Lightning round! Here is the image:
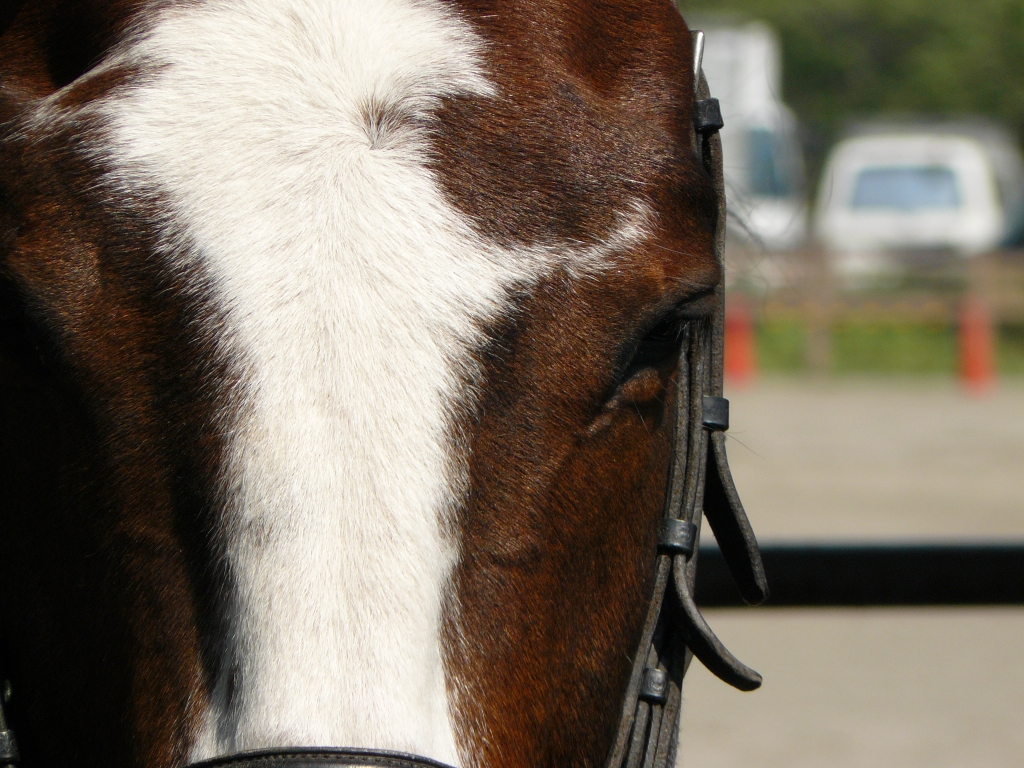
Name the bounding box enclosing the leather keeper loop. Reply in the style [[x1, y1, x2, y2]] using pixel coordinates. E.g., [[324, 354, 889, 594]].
[[659, 519, 696, 556], [701, 396, 729, 432], [639, 668, 669, 704], [694, 98, 724, 133]]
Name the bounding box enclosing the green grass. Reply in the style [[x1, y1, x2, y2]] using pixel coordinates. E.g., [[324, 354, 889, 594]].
[[756, 322, 808, 373], [755, 320, 1024, 375], [831, 322, 956, 375], [999, 325, 1024, 375]]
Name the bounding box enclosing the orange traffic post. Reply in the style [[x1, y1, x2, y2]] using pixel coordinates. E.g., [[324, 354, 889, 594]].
[[725, 295, 757, 386], [958, 296, 996, 394]]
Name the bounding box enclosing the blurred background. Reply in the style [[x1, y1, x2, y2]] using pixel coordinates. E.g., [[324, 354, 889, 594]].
[[672, 1, 1024, 766]]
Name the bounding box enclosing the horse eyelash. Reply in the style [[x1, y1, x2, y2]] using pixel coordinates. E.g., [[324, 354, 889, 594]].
[[615, 317, 687, 387]]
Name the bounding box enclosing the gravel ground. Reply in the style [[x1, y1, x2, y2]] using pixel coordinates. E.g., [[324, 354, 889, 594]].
[[676, 379, 1024, 768]]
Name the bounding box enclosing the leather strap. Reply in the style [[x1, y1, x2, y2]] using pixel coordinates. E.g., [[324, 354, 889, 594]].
[[602, 32, 766, 768], [189, 748, 456, 768]]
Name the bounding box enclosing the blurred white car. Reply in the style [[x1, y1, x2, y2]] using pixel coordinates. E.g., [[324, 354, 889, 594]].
[[814, 122, 1024, 274]]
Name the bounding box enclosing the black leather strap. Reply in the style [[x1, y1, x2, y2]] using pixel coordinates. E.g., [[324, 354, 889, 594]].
[[189, 748, 456, 768], [603, 36, 765, 768], [703, 432, 768, 605]]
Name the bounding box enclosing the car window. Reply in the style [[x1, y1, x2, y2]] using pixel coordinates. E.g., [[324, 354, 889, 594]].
[[851, 166, 961, 210], [748, 128, 799, 198]]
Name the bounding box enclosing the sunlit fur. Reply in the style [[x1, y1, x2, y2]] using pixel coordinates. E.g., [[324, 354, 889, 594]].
[[34, 0, 655, 761]]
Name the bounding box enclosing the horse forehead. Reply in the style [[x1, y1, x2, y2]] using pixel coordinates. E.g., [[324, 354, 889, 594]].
[[431, 0, 701, 272], [12, 0, 696, 330], [5, 0, 705, 383]]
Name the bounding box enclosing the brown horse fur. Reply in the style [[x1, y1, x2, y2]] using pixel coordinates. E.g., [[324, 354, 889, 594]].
[[0, 2, 720, 766]]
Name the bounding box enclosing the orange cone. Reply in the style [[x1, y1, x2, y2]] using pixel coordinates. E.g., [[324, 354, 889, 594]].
[[959, 297, 996, 393], [725, 296, 757, 386]]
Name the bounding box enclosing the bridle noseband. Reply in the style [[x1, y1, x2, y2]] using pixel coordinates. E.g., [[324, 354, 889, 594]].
[[0, 30, 765, 768]]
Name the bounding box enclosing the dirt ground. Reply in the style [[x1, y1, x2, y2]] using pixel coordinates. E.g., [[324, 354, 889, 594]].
[[676, 379, 1024, 768]]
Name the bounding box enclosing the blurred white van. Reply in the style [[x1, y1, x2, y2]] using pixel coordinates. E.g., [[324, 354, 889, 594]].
[[815, 122, 1024, 274], [699, 22, 808, 250]]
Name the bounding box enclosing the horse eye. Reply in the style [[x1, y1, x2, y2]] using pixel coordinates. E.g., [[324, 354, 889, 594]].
[[620, 317, 684, 381]]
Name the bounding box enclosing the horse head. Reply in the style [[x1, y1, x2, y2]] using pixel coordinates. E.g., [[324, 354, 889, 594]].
[[0, 2, 761, 766]]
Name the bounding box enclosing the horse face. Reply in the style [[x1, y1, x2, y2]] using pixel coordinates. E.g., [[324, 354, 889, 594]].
[[0, 2, 719, 767]]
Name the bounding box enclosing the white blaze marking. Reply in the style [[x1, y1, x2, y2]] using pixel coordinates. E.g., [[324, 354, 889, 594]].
[[48, 0, 650, 762]]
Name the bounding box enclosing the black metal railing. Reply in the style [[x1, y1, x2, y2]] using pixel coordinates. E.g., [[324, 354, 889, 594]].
[[696, 542, 1024, 607]]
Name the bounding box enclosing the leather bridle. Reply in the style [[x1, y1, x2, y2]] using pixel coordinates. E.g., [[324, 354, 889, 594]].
[[600, 30, 767, 768], [0, 30, 765, 768]]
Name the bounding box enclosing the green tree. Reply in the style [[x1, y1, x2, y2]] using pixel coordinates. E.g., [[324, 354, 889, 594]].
[[680, 0, 1024, 158]]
